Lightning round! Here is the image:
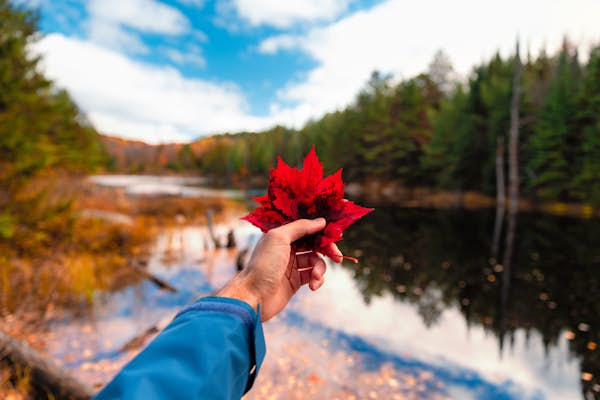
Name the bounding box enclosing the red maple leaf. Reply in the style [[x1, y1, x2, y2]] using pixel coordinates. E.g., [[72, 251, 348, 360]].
[[242, 146, 373, 262]]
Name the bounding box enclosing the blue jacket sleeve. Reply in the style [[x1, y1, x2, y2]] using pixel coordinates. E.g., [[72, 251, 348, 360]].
[[94, 296, 266, 400]]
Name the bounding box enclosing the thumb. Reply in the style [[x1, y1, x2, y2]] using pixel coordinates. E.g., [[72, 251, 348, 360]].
[[277, 218, 326, 243]]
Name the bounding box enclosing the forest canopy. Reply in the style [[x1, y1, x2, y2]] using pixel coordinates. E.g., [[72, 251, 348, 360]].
[[0, 0, 107, 242], [2, 0, 600, 208], [185, 45, 600, 205]]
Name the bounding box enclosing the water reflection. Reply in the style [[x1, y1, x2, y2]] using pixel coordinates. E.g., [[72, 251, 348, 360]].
[[45, 224, 254, 387], [89, 175, 244, 198], [337, 206, 600, 399], [43, 203, 600, 399]]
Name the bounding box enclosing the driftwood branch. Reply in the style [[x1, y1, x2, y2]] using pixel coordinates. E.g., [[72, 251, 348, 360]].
[[205, 209, 221, 248], [0, 330, 93, 400], [236, 248, 248, 271], [119, 314, 174, 353], [226, 230, 236, 249], [205, 210, 237, 249], [131, 264, 177, 292]]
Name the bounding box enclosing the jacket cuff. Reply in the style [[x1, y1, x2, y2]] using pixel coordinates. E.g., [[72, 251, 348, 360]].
[[174, 296, 266, 393]]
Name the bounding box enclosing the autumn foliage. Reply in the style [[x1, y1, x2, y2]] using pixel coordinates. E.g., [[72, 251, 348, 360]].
[[243, 147, 373, 261]]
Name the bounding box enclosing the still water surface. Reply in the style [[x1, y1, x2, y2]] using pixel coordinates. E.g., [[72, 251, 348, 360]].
[[48, 176, 600, 399]]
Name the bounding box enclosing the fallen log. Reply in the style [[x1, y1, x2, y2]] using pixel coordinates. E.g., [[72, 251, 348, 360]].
[[226, 229, 236, 249], [119, 325, 159, 352], [236, 248, 248, 271], [119, 314, 174, 353], [205, 209, 221, 248], [0, 330, 94, 400], [131, 264, 177, 293]]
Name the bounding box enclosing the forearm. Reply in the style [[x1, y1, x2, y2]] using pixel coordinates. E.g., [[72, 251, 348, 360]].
[[94, 297, 265, 400], [217, 271, 260, 316]]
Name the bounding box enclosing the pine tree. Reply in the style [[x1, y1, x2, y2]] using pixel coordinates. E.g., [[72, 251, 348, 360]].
[[388, 74, 440, 184], [519, 49, 553, 196], [0, 0, 107, 240], [573, 46, 600, 204], [354, 71, 395, 180], [424, 55, 513, 194], [0, 0, 106, 179], [527, 43, 581, 200], [424, 85, 474, 190]]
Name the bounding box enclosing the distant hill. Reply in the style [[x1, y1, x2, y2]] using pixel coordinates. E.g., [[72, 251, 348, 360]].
[[100, 134, 226, 173], [101, 135, 181, 172]]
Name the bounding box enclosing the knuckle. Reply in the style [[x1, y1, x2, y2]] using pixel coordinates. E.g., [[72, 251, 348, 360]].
[[265, 229, 285, 241]]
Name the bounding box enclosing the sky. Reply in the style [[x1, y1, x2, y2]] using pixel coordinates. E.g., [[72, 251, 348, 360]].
[[18, 0, 600, 143]]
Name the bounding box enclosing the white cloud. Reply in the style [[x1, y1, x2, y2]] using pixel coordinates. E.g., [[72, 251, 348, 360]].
[[258, 34, 298, 54], [84, 0, 192, 55], [34, 34, 273, 143], [192, 30, 209, 43], [163, 45, 206, 68], [259, 0, 600, 128], [224, 0, 351, 28], [88, 0, 190, 35], [87, 19, 150, 54], [29, 0, 600, 143]]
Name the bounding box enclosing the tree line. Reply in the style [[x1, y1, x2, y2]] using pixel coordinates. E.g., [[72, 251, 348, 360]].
[[0, 0, 107, 244], [3, 0, 600, 208], [190, 43, 600, 205]]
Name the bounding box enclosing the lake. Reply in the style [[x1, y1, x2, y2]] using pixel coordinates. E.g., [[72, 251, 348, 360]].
[[47, 175, 600, 399]]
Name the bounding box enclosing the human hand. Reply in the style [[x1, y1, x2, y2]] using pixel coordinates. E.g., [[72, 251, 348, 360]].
[[217, 218, 343, 321]]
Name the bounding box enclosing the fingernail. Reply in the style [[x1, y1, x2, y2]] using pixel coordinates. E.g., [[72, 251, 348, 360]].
[[315, 217, 326, 224]]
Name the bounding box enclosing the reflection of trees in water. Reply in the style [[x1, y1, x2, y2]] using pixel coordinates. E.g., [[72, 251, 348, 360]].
[[340, 207, 600, 399]]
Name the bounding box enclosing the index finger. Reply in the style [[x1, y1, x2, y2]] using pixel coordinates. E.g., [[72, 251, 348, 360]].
[[274, 218, 326, 243]]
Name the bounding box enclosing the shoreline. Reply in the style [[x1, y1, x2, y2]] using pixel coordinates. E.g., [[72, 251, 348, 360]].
[[346, 180, 600, 219], [92, 173, 599, 219]]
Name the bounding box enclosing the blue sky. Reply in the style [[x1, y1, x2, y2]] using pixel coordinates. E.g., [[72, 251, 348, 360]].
[[21, 0, 600, 143]]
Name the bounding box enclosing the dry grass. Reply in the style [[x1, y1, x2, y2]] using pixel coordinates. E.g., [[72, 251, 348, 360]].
[[0, 217, 155, 320], [76, 184, 234, 224], [0, 176, 174, 397], [1, 173, 242, 324], [0, 367, 29, 400], [0, 173, 247, 397], [0, 173, 240, 332]]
